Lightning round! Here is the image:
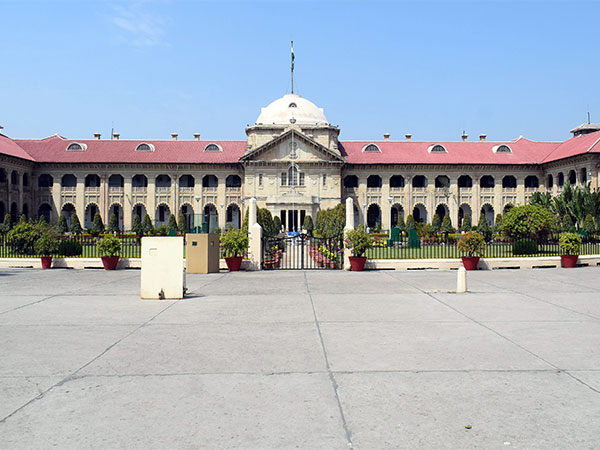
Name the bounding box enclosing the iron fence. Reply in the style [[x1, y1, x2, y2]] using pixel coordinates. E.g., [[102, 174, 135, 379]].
[[366, 233, 600, 260]]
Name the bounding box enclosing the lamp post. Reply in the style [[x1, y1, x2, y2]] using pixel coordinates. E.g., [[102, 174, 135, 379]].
[[220, 203, 225, 230], [387, 196, 393, 237], [362, 202, 367, 230], [195, 195, 201, 232]]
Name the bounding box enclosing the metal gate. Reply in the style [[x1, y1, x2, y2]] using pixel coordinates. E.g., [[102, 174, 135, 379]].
[[262, 234, 344, 270]]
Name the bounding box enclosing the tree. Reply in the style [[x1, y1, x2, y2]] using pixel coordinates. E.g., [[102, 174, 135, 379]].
[[582, 214, 596, 233], [273, 215, 282, 234], [177, 213, 188, 234], [494, 213, 503, 232], [562, 214, 576, 232], [405, 214, 416, 230], [70, 213, 82, 235], [257, 207, 277, 237], [58, 214, 68, 234], [132, 214, 143, 237], [441, 215, 455, 234], [143, 214, 154, 235], [501, 204, 558, 240], [395, 214, 406, 233], [461, 213, 472, 231], [167, 214, 178, 234], [1, 213, 12, 234], [477, 213, 493, 242], [431, 213, 441, 232], [314, 203, 345, 238], [90, 213, 105, 237], [302, 215, 312, 236], [107, 213, 120, 233]]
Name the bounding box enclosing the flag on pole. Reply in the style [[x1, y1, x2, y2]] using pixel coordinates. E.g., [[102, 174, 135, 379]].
[[291, 41, 295, 71]]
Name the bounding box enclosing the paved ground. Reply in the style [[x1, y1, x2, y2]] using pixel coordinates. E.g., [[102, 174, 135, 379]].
[[0, 266, 599, 449]]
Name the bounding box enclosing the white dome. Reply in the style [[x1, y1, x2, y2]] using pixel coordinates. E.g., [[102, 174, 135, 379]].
[[255, 94, 328, 126]]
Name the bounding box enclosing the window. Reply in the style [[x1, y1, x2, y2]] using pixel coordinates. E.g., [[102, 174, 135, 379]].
[[494, 145, 512, 153], [429, 144, 447, 153], [343, 175, 359, 188], [281, 172, 287, 186], [322, 174, 327, 186], [289, 102, 297, 108], [66, 142, 86, 151], [390, 175, 405, 188], [299, 172, 305, 186], [480, 175, 495, 188], [135, 143, 154, 152], [204, 143, 221, 152], [284, 166, 303, 186], [362, 144, 381, 153], [258, 174, 263, 186]]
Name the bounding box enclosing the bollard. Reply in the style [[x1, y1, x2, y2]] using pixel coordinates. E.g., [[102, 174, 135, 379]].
[[457, 266, 467, 293]]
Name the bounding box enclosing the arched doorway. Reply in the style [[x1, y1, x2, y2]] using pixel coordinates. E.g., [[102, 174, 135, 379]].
[[367, 204, 381, 229], [391, 204, 404, 227], [132, 204, 147, 224], [155, 203, 171, 228], [413, 204, 427, 223], [0, 202, 5, 222], [108, 203, 123, 231], [481, 204, 495, 226], [204, 204, 218, 233], [22, 203, 29, 219], [180, 204, 194, 232], [10, 202, 18, 222], [85, 203, 100, 229], [226, 204, 241, 229], [435, 204, 448, 220], [38, 204, 52, 223], [61, 203, 76, 227], [353, 203, 360, 228], [458, 204, 472, 227]]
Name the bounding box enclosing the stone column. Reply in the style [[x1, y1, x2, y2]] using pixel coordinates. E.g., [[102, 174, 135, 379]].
[[172, 173, 179, 220], [472, 175, 480, 224], [123, 175, 133, 230], [343, 197, 354, 271], [247, 197, 262, 270], [147, 175, 156, 223], [449, 176, 459, 228], [75, 173, 85, 225]]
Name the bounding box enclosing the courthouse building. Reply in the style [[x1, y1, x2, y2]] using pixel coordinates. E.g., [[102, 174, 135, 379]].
[[1, 93, 600, 232]]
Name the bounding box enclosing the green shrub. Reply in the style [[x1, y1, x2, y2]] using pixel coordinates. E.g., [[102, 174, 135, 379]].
[[220, 228, 248, 257], [405, 214, 416, 230], [107, 213, 120, 233], [142, 214, 154, 235], [132, 214, 143, 236], [582, 214, 595, 234], [273, 215, 282, 234], [58, 215, 69, 233], [457, 231, 487, 257], [495, 213, 503, 231], [257, 208, 277, 237], [178, 214, 188, 234], [501, 204, 557, 240], [156, 225, 168, 236], [90, 213, 105, 237], [559, 232, 581, 255], [431, 213, 441, 232], [561, 215, 576, 232], [512, 238, 538, 256], [314, 203, 345, 238], [477, 214, 493, 242], [395, 215, 406, 232], [35, 230, 59, 256], [97, 234, 121, 257], [1, 214, 12, 234], [58, 239, 83, 256], [167, 214, 178, 233], [69, 213, 82, 234], [461, 213, 472, 231], [6, 220, 42, 255], [441, 215, 455, 234], [345, 227, 374, 257]]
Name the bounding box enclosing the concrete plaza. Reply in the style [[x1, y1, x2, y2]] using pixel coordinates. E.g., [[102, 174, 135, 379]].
[[1, 266, 599, 449]]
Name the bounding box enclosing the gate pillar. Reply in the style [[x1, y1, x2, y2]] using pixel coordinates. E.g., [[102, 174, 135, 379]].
[[344, 197, 354, 271], [247, 197, 262, 270]]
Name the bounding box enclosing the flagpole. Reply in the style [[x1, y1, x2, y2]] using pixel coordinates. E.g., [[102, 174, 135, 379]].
[[291, 40, 294, 94]]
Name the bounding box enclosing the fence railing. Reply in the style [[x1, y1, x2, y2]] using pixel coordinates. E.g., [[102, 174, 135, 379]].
[[366, 233, 600, 260]]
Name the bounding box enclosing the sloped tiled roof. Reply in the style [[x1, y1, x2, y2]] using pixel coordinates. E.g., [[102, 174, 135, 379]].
[[13, 135, 246, 164], [540, 132, 600, 163], [0, 134, 35, 161]]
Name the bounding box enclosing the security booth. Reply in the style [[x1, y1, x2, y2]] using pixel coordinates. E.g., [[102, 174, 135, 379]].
[[185, 233, 220, 274]]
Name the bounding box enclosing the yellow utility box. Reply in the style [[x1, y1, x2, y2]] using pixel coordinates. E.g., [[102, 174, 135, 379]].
[[185, 233, 220, 274]]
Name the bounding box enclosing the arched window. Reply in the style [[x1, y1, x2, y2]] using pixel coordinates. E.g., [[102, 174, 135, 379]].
[[580, 168, 587, 184], [558, 172, 564, 187], [288, 102, 297, 108], [435, 175, 450, 188], [85, 174, 101, 187], [11, 171, 19, 185], [202, 175, 218, 188], [286, 166, 304, 186], [38, 174, 53, 187], [480, 175, 495, 188], [502, 176, 517, 188], [0, 169, 6, 183], [429, 144, 447, 153], [525, 175, 539, 188], [495, 145, 512, 153], [22, 173, 29, 187], [156, 175, 171, 188], [343, 175, 359, 188], [362, 144, 381, 153], [226, 175, 242, 187], [132, 174, 148, 188], [412, 175, 427, 188], [61, 174, 77, 188], [66, 142, 86, 151], [568, 170, 576, 185], [108, 174, 124, 188], [204, 143, 222, 152], [135, 143, 154, 152], [367, 175, 382, 188], [179, 175, 195, 188], [390, 175, 405, 188], [458, 175, 472, 188], [547, 174, 553, 188]]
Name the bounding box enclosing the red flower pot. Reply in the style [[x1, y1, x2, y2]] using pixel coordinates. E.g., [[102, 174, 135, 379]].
[[560, 254, 578, 268], [349, 256, 367, 271], [40, 256, 52, 269], [101, 256, 120, 270], [225, 256, 243, 271], [461, 256, 480, 271]]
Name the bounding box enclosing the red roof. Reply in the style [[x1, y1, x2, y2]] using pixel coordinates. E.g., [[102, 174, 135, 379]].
[[12, 135, 246, 164], [541, 132, 600, 163], [0, 134, 34, 161], [339, 137, 562, 165]]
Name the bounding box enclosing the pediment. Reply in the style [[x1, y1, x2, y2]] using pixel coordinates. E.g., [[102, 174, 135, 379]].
[[240, 129, 344, 164]]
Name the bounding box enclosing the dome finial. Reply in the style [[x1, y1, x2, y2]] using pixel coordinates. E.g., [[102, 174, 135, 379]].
[[291, 41, 295, 94]]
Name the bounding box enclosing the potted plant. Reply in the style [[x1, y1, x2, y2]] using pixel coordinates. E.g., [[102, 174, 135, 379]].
[[97, 234, 122, 270], [220, 228, 248, 271], [35, 230, 59, 269], [457, 231, 486, 270], [559, 232, 581, 268], [345, 226, 374, 271]]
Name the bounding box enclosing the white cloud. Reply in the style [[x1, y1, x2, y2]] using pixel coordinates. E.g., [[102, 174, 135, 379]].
[[110, 2, 167, 47]]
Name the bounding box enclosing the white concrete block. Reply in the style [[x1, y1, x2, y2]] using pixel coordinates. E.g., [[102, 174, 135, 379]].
[[457, 266, 467, 293], [141, 237, 185, 299]]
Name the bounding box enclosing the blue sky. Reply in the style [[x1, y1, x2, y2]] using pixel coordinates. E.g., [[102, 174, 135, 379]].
[[1, 0, 598, 142]]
